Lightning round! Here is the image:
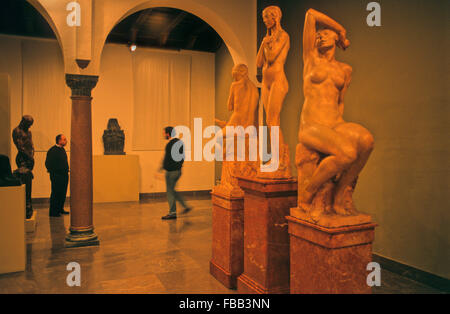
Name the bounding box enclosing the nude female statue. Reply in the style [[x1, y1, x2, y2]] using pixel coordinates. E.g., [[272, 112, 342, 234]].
[[214, 64, 259, 196], [256, 6, 291, 178], [217, 64, 259, 130], [298, 9, 374, 216]]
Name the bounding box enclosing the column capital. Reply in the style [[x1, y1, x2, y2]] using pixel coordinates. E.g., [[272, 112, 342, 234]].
[[65, 74, 99, 97]]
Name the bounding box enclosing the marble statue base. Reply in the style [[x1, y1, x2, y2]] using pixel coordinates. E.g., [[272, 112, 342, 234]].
[[25, 210, 37, 233], [210, 189, 244, 289], [236, 177, 297, 294], [287, 212, 376, 294], [0, 185, 26, 274], [93, 155, 139, 203]]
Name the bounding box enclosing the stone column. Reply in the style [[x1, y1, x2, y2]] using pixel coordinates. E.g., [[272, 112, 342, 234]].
[[65, 74, 99, 248]]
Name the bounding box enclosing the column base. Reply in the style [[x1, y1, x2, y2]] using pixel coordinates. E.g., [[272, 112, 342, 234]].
[[237, 273, 290, 294], [65, 227, 100, 248], [210, 190, 244, 289], [287, 214, 377, 294], [210, 261, 237, 289]]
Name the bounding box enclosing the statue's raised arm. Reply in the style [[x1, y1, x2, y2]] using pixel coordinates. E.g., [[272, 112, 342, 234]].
[[303, 9, 349, 65]]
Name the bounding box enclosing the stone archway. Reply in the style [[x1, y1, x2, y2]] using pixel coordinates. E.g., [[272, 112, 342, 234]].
[[26, 0, 64, 57], [92, 0, 252, 77], [25, 0, 256, 248]]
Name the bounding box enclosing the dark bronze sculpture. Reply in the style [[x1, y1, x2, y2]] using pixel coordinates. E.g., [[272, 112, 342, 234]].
[[0, 155, 21, 187], [12, 115, 35, 219], [102, 118, 125, 155]]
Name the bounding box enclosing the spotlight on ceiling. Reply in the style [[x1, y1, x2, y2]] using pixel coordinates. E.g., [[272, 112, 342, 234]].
[[129, 44, 137, 52]]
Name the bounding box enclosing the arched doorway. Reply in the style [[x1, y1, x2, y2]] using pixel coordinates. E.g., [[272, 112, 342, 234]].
[[0, 0, 67, 199], [99, 0, 248, 69], [94, 7, 232, 198]]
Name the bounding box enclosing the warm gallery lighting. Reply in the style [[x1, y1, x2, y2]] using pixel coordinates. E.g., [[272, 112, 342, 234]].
[[130, 44, 137, 52]]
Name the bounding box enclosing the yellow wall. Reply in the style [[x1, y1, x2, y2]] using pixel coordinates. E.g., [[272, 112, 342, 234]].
[[0, 35, 215, 197], [214, 43, 234, 182], [0, 74, 10, 158], [258, 0, 449, 278]]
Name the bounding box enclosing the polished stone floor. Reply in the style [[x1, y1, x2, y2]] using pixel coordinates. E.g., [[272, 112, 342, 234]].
[[0, 196, 444, 294]]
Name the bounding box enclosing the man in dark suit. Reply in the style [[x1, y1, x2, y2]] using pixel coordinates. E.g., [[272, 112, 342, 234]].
[[45, 134, 69, 217], [160, 126, 192, 220]]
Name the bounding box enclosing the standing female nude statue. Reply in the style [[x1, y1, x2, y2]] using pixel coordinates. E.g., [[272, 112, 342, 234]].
[[297, 9, 374, 216], [257, 5, 291, 178]]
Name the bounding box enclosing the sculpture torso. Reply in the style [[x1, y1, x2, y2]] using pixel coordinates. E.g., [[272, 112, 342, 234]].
[[301, 58, 351, 129], [261, 29, 289, 92], [12, 127, 34, 159], [227, 79, 259, 128], [12, 125, 35, 171]]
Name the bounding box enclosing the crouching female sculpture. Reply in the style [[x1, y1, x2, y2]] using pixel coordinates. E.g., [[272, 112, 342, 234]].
[[296, 9, 374, 222]]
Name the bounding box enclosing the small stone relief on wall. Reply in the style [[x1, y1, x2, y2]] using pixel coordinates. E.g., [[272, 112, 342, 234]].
[[103, 119, 125, 155]]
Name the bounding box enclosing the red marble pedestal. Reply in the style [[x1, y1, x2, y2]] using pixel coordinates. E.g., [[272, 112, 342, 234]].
[[210, 190, 244, 289], [287, 213, 377, 294], [236, 177, 297, 294]]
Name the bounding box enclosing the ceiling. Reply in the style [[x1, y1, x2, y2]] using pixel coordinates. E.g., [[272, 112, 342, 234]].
[[0, 0, 223, 53], [0, 0, 55, 39], [107, 7, 223, 52]]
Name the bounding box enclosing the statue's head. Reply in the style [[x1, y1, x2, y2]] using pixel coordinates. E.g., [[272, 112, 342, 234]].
[[316, 28, 339, 52], [19, 115, 34, 130], [232, 64, 248, 81], [262, 6, 282, 30], [107, 118, 120, 131]]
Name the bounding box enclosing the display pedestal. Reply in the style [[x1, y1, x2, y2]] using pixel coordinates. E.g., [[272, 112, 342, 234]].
[[0, 185, 26, 274], [236, 177, 297, 294], [210, 189, 244, 289], [25, 210, 37, 233], [287, 211, 377, 294], [93, 155, 140, 203]]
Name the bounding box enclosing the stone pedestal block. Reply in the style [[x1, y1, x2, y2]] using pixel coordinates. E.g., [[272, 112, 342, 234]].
[[0, 185, 25, 275], [210, 190, 244, 289], [236, 177, 297, 294], [93, 155, 140, 203], [287, 214, 376, 294]]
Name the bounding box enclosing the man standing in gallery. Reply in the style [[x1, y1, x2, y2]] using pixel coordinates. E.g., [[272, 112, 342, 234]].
[[160, 126, 191, 220], [45, 134, 69, 217]]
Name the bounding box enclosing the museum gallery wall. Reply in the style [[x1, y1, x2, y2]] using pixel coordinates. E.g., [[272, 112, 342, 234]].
[[0, 34, 215, 198], [258, 0, 449, 279]]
